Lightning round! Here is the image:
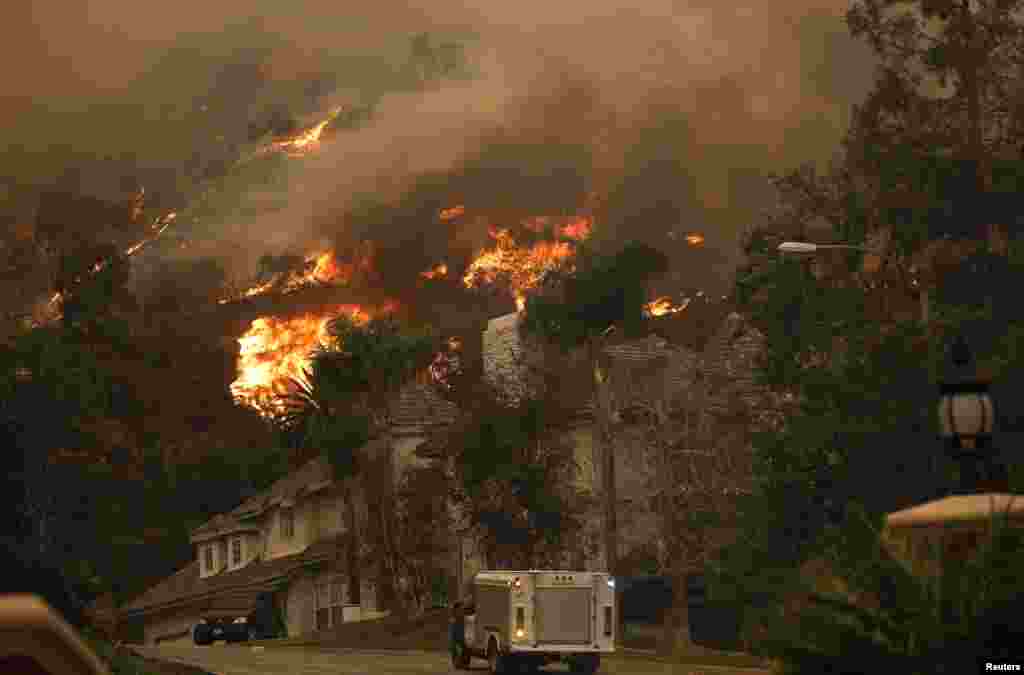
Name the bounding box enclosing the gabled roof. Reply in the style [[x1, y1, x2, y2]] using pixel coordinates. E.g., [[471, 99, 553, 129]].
[[122, 533, 346, 617], [191, 380, 459, 541], [191, 456, 334, 542]]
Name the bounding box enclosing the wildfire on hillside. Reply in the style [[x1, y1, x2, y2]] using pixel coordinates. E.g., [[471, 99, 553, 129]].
[[273, 106, 343, 157], [644, 296, 691, 317], [219, 248, 360, 305], [230, 303, 384, 416], [37, 208, 179, 326], [420, 263, 449, 280], [439, 205, 465, 222], [461, 215, 593, 311]]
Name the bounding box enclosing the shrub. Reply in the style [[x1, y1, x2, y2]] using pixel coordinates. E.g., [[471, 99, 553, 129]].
[[756, 503, 1024, 674]]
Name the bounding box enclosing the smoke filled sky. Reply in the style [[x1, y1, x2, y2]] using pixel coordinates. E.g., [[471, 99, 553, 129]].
[[3, 0, 877, 298]]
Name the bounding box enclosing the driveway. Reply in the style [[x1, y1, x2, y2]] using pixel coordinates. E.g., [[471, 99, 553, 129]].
[[132, 643, 770, 675]]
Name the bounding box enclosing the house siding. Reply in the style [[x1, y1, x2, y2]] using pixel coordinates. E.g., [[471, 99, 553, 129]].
[[392, 436, 430, 480], [143, 610, 202, 645], [315, 491, 346, 540], [284, 573, 316, 637], [267, 501, 312, 561], [247, 531, 264, 563]]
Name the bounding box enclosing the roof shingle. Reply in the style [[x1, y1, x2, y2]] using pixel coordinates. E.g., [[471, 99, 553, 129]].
[[122, 533, 346, 616]]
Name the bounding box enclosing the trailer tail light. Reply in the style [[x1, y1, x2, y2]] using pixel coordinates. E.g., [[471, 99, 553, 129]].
[[603, 606, 612, 637], [515, 607, 526, 639]]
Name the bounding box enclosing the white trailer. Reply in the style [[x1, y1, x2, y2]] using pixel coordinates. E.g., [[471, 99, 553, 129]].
[[453, 570, 615, 674]]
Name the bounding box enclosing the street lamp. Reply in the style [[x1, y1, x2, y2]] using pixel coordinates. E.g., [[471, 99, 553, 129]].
[[938, 334, 1004, 494], [777, 242, 872, 254], [779, 240, 1006, 495]]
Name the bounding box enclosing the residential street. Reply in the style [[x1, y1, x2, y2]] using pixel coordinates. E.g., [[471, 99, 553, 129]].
[[131, 644, 771, 675]]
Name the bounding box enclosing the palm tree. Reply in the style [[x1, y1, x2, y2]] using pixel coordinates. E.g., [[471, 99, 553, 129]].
[[274, 313, 437, 619], [276, 355, 366, 612]]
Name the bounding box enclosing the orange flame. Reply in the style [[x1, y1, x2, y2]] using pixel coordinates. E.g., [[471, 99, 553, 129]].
[[439, 205, 465, 221], [462, 216, 587, 311], [685, 233, 705, 246], [420, 263, 449, 280], [644, 296, 691, 317], [559, 216, 593, 241], [230, 303, 375, 416], [274, 107, 342, 156], [220, 249, 358, 304]]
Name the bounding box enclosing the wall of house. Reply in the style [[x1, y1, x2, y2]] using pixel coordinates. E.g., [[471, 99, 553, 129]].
[[143, 610, 203, 645], [392, 435, 430, 481], [314, 490, 346, 541], [563, 426, 597, 494], [247, 531, 264, 563], [266, 500, 313, 560], [198, 538, 228, 579], [285, 572, 316, 637]]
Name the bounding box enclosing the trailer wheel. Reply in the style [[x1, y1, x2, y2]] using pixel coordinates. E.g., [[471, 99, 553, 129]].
[[487, 638, 506, 674]]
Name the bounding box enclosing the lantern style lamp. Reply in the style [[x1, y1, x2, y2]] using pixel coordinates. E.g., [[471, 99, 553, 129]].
[[937, 335, 1002, 493]]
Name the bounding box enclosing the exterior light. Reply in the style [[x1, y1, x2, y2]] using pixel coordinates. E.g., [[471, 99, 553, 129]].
[[778, 242, 820, 254], [777, 241, 872, 255], [606, 578, 615, 589], [938, 335, 994, 447], [937, 335, 1002, 493]]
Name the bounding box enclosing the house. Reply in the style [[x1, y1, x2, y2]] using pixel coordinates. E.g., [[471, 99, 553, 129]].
[[479, 296, 781, 575], [124, 301, 779, 643], [122, 380, 458, 645]]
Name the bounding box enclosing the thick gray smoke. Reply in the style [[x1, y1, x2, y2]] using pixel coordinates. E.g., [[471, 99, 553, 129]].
[[2, 0, 877, 300]]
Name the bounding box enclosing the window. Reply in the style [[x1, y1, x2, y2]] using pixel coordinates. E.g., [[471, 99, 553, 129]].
[[231, 537, 242, 566], [281, 508, 294, 539], [314, 574, 350, 631], [203, 545, 214, 572]]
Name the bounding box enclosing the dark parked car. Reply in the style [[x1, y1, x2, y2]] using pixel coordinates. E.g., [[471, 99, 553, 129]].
[[193, 592, 284, 645], [193, 616, 252, 645]]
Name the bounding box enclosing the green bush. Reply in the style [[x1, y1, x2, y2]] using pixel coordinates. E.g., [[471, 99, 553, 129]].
[[81, 629, 161, 675], [756, 504, 1024, 674]]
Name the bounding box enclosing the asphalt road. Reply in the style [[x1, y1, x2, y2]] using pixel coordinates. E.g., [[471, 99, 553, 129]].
[[132, 644, 770, 675]]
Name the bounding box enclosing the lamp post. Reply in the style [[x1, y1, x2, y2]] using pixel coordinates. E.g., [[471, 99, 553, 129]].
[[937, 334, 1006, 494], [779, 240, 1008, 496]]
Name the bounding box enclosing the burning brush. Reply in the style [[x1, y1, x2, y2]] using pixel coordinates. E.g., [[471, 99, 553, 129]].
[[460, 215, 593, 312], [230, 303, 376, 416], [643, 296, 691, 317]]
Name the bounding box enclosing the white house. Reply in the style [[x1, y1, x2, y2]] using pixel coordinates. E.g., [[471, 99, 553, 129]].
[[124, 301, 761, 644], [122, 380, 458, 645]]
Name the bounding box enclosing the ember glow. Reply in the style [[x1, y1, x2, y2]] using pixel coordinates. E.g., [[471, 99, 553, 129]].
[[462, 218, 587, 311], [685, 233, 705, 246], [219, 249, 356, 305], [36, 208, 178, 326], [230, 303, 378, 416], [429, 336, 463, 390], [420, 263, 449, 280], [439, 205, 465, 221], [559, 216, 593, 241], [644, 296, 691, 317], [274, 107, 342, 156]]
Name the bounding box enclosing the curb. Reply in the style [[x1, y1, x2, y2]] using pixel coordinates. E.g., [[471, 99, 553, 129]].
[[242, 641, 771, 669]]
